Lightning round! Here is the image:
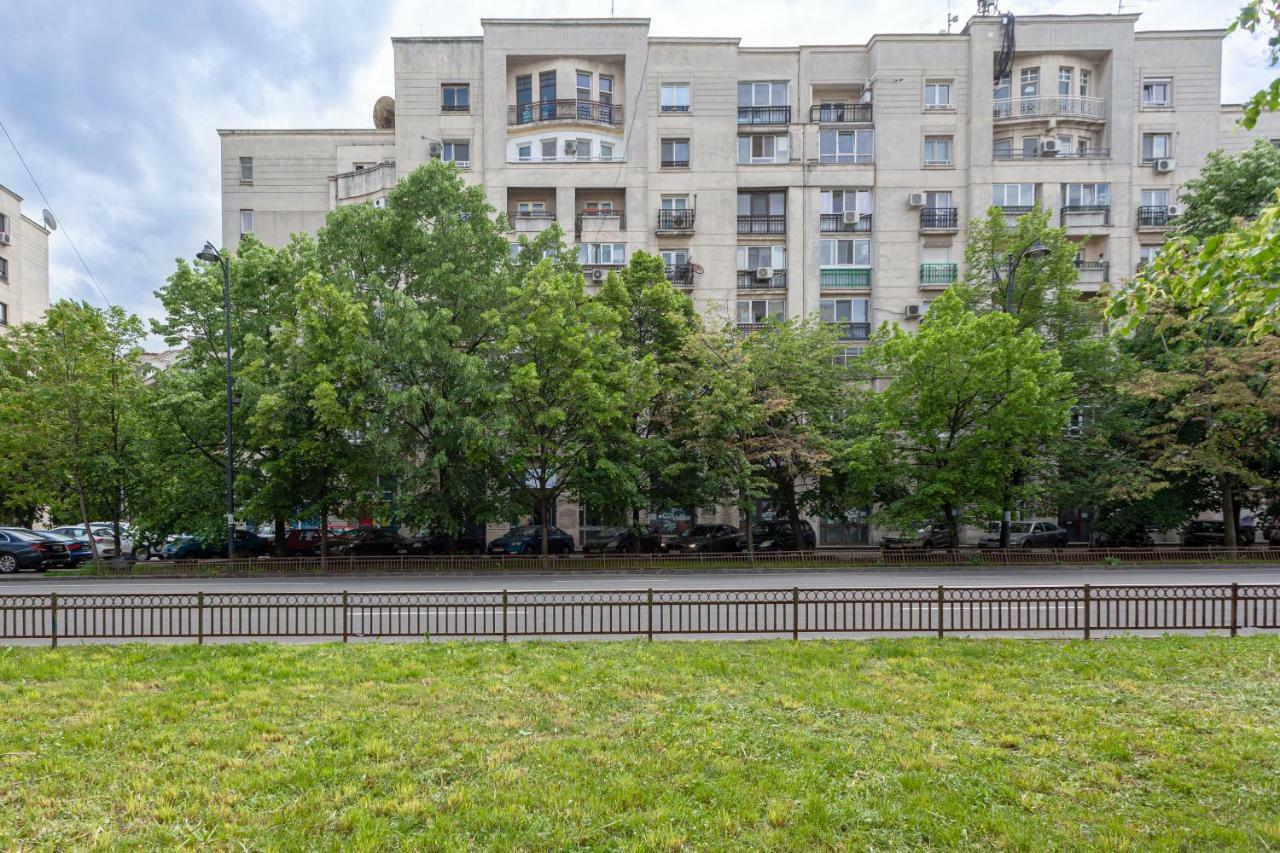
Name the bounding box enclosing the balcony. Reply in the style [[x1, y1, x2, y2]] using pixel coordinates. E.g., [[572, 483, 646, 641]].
[[666, 263, 697, 288], [737, 269, 787, 289], [919, 207, 959, 233], [660, 157, 690, 169], [737, 214, 786, 236], [837, 322, 872, 342], [919, 263, 958, 287], [992, 96, 1105, 123], [819, 213, 872, 233], [575, 211, 625, 238], [1060, 205, 1111, 231], [655, 209, 695, 234], [508, 99, 623, 128], [992, 147, 1111, 161], [1137, 206, 1171, 231], [737, 322, 769, 332], [737, 106, 791, 126], [511, 212, 555, 233], [330, 162, 396, 207], [819, 268, 872, 289], [809, 104, 873, 124], [1073, 259, 1109, 289]]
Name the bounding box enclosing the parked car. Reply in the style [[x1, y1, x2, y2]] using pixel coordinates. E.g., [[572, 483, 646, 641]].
[[1092, 527, 1156, 548], [34, 531, 94, 566], [1182, 520, 1256, 547], [47, 525, 118, 558], [581, 526, 628, 554], [737, 520, 817, 552], [669, 524, 741, 554], [487, 525, 575, 555], [882, 525, 953, 550], [0, 528, 71, 569], [978, 520, 1070, 549], [1268, 525, 1280, 547], [582, 526, 665, 554], [161, 529, 272, 560], [0, 539, 46, 573], [87, 522, 138, 558], [405, 526, 486, 555], [330, 527, 407, 556]]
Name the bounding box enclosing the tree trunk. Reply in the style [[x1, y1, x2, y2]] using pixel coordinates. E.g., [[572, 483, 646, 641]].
[[742, 496, 754, 557], [274, 515, 287, 557], [785, 489, 805, 552], [944, 503, 960, 550], [1220, 474, 1237, 551], [540, 492, 550, 556], [75, 474, 102, 564], [320, 508, 329, 569]]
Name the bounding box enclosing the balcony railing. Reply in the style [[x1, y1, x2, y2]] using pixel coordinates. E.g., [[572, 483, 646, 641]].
[[737, 105, 792, 125], [919, 208, 959, 231], [511, 212, 555, 232], [737, 269, 788, 289], [737, 322, 770, 332], [582, 263, 625, 282], [575, 211, 624, 235], [1137, 206, 1171, 229], [655, 209, 695, 233], [660, 158, 690, 169], [665, 263, 697, 287], [737, 214, 787, 235], [1073, 259, 1110, 282], [992, 147, 1112, 161], [819, 268, 872, 289], [838, 322, 872, 341], [809, 104, 873, 124], [992, 96, 1105, 122], [508, 99, 624, 127], [920, 263, 959, 285], [998, 205, 1035, 217], [819, 213, 873, 233], [1060, 205, 1111, 226]]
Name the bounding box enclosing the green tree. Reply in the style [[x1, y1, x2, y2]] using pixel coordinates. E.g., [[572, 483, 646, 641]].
[[1230, 0, 1280, 129], [1171, 140, 1280, 240], [859, 291, 1075, 547], [493, 261, 642, 555], [0, 301, 148, 558]]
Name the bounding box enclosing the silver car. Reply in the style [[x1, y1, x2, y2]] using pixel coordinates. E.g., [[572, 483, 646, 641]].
[[978, 520, 1069, 549]]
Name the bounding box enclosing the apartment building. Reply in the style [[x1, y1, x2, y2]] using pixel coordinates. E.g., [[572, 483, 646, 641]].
[[0, 184, 51, 330], [219, 13, 1280, 544]]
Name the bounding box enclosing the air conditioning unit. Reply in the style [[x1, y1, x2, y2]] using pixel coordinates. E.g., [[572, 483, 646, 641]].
[[428, 141, 443, 158], [1155, 158, 1176, 173], [755, 266, 775, 281], [564, 140, 578, 156], [1166, 204, 1180, 218], [905, 303, 922, 318], [0, 231, 10, 245], [842, 210, 861, 225], [907, 192, 925, 208], [589, 268, 606, 281], [372, 198, 388, 209], [1039, 139, 1060, 156]]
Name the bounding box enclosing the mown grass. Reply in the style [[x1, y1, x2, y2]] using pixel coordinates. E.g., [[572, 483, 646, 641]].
[[2, 637, 1279, 849]]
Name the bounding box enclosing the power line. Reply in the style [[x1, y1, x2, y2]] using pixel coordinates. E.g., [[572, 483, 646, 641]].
[[0, 114, 113, 308]]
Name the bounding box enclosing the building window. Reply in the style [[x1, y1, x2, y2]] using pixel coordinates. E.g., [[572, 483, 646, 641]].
[[661, 83, 690, 112], [993, 137, 1013, 158], [517, 143, 532, 161], [442, 140, 470, 166], [239, 156, 253, 183], [240, 209, 254, 235], [737, 299, 785, 323], [442, 83, 470, 112], [516, 74, 532, 108], [820, 189, 873, 215], [540, 138, 557, 160], [1021, 136, 1040, 157], [0, 212, 8, 236], [516, 201, 546, 216], [1058, 66, 1073, 97], [576, 71, 592, 103], [820, 238, 871, 267], [1064, 183, 1110, 207], [923, 135, 953, 166], [819, 129, 873, 164], [599, 75, 614, 105], [738, 81, 787, 107], [1020, 67, 1040, 98], [600, 142, 614, 160], [1142, 78, 1172, 108], [737, 245, 786, 271], [994, 73, 1011, 102], [661, 137, 690, 168], [1080, 69, 1091, 98], [1141, 133, 1172, 163], [992, 183, 1036, 208], [0, 257, 7, 282], [924, 81, 952, 110], [578, 242, 626, 265], [0, 301, 6, 325], [820, 298, 870, 324], [737, 134, 789, 164], [1137, 244, 1161, 269], [832, 346, 863, 367]]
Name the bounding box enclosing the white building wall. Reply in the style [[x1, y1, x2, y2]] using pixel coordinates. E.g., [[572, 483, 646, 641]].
[[0, 184, 51, 329]]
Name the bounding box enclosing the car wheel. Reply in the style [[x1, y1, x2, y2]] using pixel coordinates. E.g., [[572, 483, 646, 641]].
[[130, 546, 148, 561], [1022, 540, 1034, 549], [0, 555, 17, 574]]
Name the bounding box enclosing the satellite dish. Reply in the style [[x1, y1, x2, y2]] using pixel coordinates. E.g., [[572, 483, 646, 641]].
[[373, 96, 396, 130], [42, 209, 58, 231]]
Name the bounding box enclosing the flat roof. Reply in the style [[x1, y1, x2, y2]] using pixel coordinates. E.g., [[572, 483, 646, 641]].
[[217, 129, 394, 137]]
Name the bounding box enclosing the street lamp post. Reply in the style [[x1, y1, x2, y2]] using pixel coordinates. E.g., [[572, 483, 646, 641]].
[[196, 241, 236, 568], [994, 239, 1050, 548]]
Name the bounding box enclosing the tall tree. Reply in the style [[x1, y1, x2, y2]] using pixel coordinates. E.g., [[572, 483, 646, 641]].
[[1171, 139, 1280, 240], [1230, 0, 1280, 129]]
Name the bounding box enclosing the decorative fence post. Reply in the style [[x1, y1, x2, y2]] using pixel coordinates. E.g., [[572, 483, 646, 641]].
[[50, 592, 58, 649], [342, 590, 350, 643], [1083, 584, 1091, 640], [647, 588, 654, 641], [198, 591, 205, 645], [792, 587, 800, 640], [1230, 582, 1239, 638], [936, 585, 945, 638], [502, 589, 509, 643]]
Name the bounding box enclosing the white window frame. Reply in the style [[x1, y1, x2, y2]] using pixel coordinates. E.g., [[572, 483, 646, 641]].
[[239, 157, 253, 183], [923, 80, 952, 110], [600, 142, 614, 160], [575, 138, 592, 160], [923, 135, 953, 166], [540, 138, 557, 160], [660, 83, 690, 112], [1080, 69, 1091, 98], [1142, 78, 1173, 108], [661, 249, 690, 267], [820, 238, 871, 268], [737, 299, 785, 323], [738, 81, 788, 107], [1064, 183, 1110, 207], [737, 134, 790, 164], [578, 242, 626, 265], [576, 70, 593, 103], [736, 245, 786, 271], [924, 190, 953, 209], [1058, 66, 1073, 96], [1141, 133, 1172, 163], [661, 137, 690, 167], [819, 297, 870, 324], [992, 183, 1036, 207], [517, 143, 532, 161], [661, 195, 690, 211], [819, 129, 873, 164], [993, 137, 1013, 158], [1140, 189, 1171, 208], [239, 209, 254, 235], [516, 201, 546, 216], [820, 189, 873, 215], [442, 140, 471, 166], [442, 83, 470, 112], [0, 257, 8, 282]]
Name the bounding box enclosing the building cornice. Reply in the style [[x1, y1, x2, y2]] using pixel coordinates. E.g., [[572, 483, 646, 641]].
[[481, 17, 650, 26], [217, 129, 393, 137]]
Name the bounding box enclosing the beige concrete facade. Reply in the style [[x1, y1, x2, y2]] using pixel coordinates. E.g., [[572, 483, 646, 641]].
[[218, 14, 1280, 545], [0, 183, 50, 330]]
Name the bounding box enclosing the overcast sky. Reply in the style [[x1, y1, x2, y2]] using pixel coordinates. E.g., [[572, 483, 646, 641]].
[[4, 0, 1274, 344]]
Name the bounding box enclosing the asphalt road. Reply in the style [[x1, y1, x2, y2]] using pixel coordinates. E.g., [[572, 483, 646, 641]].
[[2, 565, 1276, 646]]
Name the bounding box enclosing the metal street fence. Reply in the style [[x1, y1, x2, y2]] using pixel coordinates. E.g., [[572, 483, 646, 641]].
[[67, 547, 1280, 578], [3, 584, 1277, 646]]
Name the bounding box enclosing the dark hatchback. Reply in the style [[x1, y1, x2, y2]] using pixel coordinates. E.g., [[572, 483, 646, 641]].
[[0, 528, 71, 569], [162, 529, 272, 560], [330, 528, 407, 556], [737, 520, 817, 552], [1182, 520, 1256, 547], [0, 539, 47, 573], [406, 526, 486, 555], [670, 524, 741, 554], [488, 525, 575, 555], [582, 526, 665, 554]]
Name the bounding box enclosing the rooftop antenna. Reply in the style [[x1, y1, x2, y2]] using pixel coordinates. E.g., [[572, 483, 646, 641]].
[[946, 0, 959, 32], [41, 209, 58, 231]]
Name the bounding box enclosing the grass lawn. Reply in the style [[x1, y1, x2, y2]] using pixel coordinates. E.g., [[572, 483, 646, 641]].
[[2, 638, 1279, 849]]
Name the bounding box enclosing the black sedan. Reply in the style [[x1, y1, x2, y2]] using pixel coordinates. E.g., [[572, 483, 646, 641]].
[[405, 527, 486, 555], [487, 525, 575, 555], [330, 528, 407, 556], [0, 539, 46, 573], [0, 528, 71, 569], [669, 524, 741, 554], [737, 520, 817, 552], [582, 527, 665, 554]]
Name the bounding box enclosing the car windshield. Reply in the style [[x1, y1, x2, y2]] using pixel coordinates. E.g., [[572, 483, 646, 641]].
[[3, 529, 44, 543], [39, 532, 74, 542], [681, 525, 720, 538], [751, 523, 783, 536], [1010, 522, 1034, 533]]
